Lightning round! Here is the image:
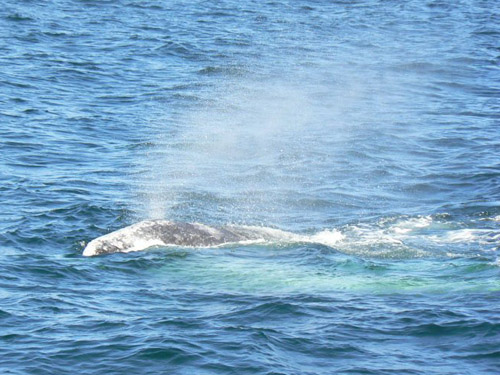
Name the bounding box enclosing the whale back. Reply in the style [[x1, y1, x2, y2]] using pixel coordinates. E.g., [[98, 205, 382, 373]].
[[83, 220, 258, 256]]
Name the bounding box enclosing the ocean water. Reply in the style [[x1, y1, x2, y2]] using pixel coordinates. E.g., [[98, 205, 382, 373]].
[[1, 0, 499, 374]]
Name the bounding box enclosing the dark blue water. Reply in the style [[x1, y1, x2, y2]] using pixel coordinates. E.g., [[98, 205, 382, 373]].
[[1, 0, 499, 374]]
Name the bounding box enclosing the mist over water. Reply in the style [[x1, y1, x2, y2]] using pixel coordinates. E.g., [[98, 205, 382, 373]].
[[136, 72, 351, 224], [136, 64, 421, 225], [1, 0, 499, 374]]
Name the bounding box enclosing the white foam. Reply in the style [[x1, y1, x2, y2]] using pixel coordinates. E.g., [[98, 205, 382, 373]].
[[346, 225, 405, 245], [309, 229, 345, 247], [429, 229, 499, 245], [391, 216, 433, 234], [441, 229, 480, 243]]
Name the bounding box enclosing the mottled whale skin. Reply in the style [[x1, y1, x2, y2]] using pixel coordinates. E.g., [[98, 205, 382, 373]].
[[83, 220, 302, 256]]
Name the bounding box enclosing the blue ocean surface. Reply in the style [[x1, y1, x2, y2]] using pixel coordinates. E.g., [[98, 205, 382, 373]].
[[1, 0, 499, 374]]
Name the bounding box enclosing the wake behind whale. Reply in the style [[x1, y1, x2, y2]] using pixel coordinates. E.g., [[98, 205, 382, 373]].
[[83, 220, 315, 256], [83, 217, 466, 258]]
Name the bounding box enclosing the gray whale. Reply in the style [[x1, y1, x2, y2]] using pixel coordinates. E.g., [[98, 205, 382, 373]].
[[83, 220, 307, 256]]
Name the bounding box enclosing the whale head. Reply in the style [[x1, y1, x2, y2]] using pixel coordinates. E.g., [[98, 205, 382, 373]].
[[82, 220, 173, 256]]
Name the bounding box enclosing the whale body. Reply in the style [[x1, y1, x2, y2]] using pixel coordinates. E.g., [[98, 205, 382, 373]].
[[82, 220, 305, 256]]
